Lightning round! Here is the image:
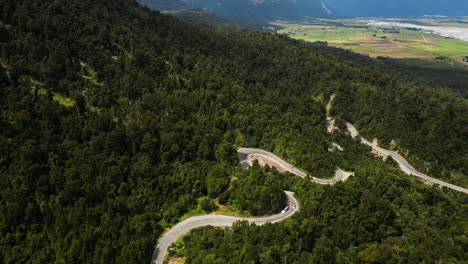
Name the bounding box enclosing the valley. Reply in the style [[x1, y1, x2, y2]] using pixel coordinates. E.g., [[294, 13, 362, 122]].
[[275, 18, 468, 60]]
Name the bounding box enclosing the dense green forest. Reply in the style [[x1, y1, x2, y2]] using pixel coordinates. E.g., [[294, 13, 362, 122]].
[[0, 0, 466, 263], [144, 9, 278, 32], [377, 57, 468, 98], [173, 132, 467, 264], [222, 163, 286, 216], [175, 149, 467, 263]]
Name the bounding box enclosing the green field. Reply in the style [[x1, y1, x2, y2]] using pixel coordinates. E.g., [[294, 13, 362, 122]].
[[274, 20, 468, 60]]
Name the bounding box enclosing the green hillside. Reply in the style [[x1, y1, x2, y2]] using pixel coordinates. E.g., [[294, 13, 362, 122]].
[[162, 9, 279, 32], [138, 0, 331, 21], [0, 0, 466, 263]]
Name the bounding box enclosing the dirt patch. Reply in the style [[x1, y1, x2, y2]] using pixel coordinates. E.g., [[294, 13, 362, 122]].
[[360, 43, 410, 49], [371, 149, 388, 161], [251, 155, 287, 173], [326, 94, 335, 117], [372, 138, 379, 146], [166, 257, 186, 264], [301, 26, 320, 30], [422, 179, 435, 187], [349, 36, 380, 42], [213, 201, 241, 217], [398, 38, 424, 42], [451, 55, 468, 65]]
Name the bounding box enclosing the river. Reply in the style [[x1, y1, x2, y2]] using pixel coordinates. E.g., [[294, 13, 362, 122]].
[[367, 21, 468, 42]]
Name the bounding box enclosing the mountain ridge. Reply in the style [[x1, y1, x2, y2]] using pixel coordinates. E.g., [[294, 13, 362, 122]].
[[139, 0, 334, 21]]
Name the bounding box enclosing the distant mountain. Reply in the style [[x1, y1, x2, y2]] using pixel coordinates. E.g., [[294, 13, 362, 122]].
[[138, 0, 187, 10], [162, 9, 280, 32], [139, 0, 334, 21], [324, 0, 468, 17]]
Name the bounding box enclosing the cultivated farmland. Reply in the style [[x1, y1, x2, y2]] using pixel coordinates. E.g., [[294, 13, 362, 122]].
[[275, 19, 468, 60]]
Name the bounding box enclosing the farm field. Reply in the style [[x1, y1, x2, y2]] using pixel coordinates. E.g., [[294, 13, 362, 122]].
[[274, 19, 468, 60]]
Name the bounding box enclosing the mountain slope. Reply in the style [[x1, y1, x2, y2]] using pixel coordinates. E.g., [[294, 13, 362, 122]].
[[0, 0, 466, 263], [162, 9, 279, 31], [140, 0, 333, 20]]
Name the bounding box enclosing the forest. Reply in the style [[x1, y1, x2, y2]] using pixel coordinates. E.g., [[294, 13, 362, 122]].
[[0, 0, 466, 263], [223, 163, 286, 216], [377, 57, 468, 98], [175, 156, 467, 263]]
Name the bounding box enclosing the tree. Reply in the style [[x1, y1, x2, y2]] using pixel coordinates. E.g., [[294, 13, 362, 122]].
[[200, 197, 217, 213]]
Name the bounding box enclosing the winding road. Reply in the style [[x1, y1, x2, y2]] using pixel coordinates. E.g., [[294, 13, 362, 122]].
[[344, 122, 468, 194], [151, 191, 299, 264], [152, 91, 468, 264], [152, 117, 467, 264], [238, 148, 354, 184], [152, 148, 353, 264]]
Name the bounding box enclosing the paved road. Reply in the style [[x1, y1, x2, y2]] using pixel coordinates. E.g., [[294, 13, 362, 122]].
[[345, 122, 468, 194], [152, 119, 468, 263], [238, 148, 353, 185], [152, 148, 354, 264], [151, 191, 299, 264]]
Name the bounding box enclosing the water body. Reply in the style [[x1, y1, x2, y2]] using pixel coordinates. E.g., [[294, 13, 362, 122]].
[[367, 21, 468, 42]]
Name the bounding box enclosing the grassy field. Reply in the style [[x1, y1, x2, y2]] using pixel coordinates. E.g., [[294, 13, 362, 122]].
[[274, 19, 468, 60]]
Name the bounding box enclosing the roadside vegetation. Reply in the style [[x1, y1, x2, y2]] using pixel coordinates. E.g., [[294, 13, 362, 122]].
[[223, 163, 286, 216], [172, 137, 467, 263], [171, 162, 290, 219], [0, 0, 466, 263]]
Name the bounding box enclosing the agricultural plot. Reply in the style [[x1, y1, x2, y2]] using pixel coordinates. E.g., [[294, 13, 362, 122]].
[[275, 21, 468, 60]]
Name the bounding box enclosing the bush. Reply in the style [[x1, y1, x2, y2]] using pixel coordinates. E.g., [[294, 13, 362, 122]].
[[218, 191, 230, 205], [200, 197, 218, 213], [228, 164, 286, 215]]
